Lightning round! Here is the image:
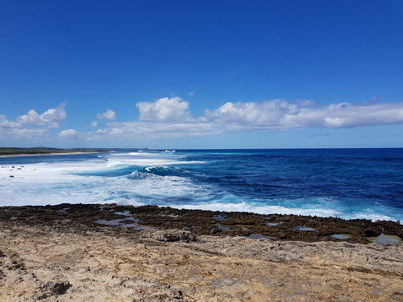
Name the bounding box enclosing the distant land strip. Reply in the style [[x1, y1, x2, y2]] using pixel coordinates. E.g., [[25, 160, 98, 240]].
[[0, 147, 109, 156]]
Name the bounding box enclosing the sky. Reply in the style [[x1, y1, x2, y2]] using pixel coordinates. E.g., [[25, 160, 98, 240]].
[[1, 0, 403, 149]]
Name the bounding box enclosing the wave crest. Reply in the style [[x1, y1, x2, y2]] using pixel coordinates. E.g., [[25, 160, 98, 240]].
[[129, 166, 189, 179]]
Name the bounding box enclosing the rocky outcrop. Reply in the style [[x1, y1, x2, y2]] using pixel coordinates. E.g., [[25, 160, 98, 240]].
[[0, 203, 401, 244]]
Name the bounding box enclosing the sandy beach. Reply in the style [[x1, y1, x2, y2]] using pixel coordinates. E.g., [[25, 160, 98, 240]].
[[1, 204, 402, 301]]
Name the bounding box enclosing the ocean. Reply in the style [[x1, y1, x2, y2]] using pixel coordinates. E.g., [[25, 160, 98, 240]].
[[0, 148, 402, 222]]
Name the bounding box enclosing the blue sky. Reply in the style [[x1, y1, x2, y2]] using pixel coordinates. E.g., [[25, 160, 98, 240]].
[[1, 0, 403, 149]]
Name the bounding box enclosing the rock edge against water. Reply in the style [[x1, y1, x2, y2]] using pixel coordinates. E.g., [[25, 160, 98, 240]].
[[1, 203, 401, 244]]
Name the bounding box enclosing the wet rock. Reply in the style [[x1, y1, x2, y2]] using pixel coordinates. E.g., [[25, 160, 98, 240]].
[[140, 229, 197, 242], [364, 229, 380, 237], [162, 231, 197, 242], [0, 204, 401, 244]]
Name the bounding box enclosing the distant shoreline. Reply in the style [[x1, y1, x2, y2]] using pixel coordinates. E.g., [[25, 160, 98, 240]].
[[0, 151, 107, 158], [0, 147, 110, 158]]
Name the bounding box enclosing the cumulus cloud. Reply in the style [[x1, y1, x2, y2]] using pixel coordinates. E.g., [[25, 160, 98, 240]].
[[0, 114, 47, 138], [17, 103, 67, 128], [58, 129, 78, 138], [1, 103, 68, 140], [97, 109, 116, 120], [136, 97, 191, 122], [207, 99, 299, 127], [208, 99, 403, 130]]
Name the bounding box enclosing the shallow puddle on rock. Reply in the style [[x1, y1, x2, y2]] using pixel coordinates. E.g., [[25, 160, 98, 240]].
[[56, 208, 70, 213], [294, 226, 319, 232], [368, 233, 402, 245], [216, 224, 230, 231], [330, 234, 352, 240], [249, 234, 276, 240], [266, 222, 283, 227], [213, 215, 227, 221], [115, 210, 131, 217], [94, 217, 147, 230]]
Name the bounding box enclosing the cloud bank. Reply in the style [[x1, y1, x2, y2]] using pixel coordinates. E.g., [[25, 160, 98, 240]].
[[207, 100, 403, 130], [2, 97, 403, 143], [77, 97, 403, 141]]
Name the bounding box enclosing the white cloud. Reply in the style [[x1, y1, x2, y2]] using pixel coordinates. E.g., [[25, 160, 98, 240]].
[[207, 99, 299, 127], [136, 97, 191, 122], [1, 103, 69, 140], [74, 97, 403, 142], [208, 99, 403, 130], [0, 114, 47, 139], [0, 114, 20, 129], [6, 96, 402, 143], [86, 120, 217, 141], [280, 101, 403, 129], [1, 117, 44, 139], [58, 129, 78, 138], [97, 109, 116, 120], [17, 103, 67, 128]]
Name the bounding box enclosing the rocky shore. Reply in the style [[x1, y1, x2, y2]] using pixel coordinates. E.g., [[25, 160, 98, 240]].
[[1, 204, 402, 301]]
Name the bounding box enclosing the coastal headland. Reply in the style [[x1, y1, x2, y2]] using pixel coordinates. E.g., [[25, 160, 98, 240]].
[[1, 204, 402, 301]]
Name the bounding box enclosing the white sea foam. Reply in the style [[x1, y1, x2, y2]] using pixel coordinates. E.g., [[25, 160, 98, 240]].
[[105, 152, 203, 167], [0, 156, 210, 207], [169, 202, 341, 217]]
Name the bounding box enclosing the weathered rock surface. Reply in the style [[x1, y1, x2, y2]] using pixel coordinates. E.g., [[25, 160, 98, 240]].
[[1, 203, 401, 243], [1, 204, 402, 301]]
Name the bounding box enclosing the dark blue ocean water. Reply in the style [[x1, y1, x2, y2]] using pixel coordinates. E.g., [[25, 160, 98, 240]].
[[1, 148, 402, 221]]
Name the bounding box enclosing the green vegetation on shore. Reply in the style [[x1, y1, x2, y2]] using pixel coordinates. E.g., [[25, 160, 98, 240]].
[[0, 147, 108, 156]]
